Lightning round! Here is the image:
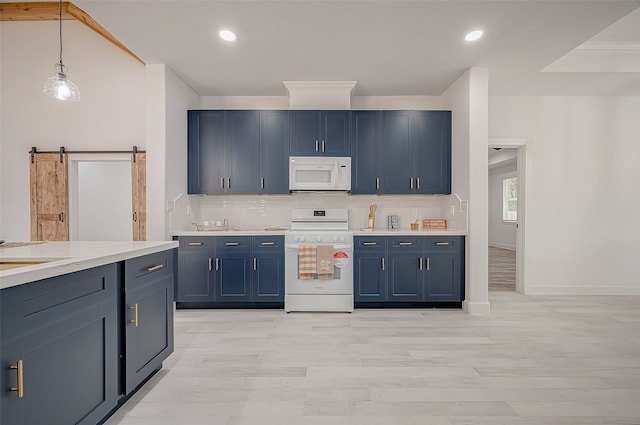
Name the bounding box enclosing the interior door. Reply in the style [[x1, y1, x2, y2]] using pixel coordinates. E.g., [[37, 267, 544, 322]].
[[30, 153, 69, 241], [131, 152, 146, 241]]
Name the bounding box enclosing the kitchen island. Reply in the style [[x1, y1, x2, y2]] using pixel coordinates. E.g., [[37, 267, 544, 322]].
[[0, 240, 178, 425]]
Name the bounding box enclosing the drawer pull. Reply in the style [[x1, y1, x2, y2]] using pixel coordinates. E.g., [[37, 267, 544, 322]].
[[129, 304, 139, 327], [260, 242, 275, 246], [225, 242, 240, 246], [398, 242, 413, 246], [146, 264, 164, 272], [435, 242, 451, 246], [363, 242, 377, 246], [188, 242, 203, 246], [10, 360, 24, 398]]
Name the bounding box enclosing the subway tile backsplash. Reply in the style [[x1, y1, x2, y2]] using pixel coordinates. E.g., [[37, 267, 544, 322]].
[[170, 193, 467, 233]]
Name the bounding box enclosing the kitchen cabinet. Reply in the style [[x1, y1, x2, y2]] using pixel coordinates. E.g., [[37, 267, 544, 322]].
[[251, 236, 285, 302], [1, 264, 119, 425], [352, 110, 451, 195], [290, 110, 350, 156], [175, 235, 284, 305], [123, 250, 175, 393], [188, 110, 288, 194], [259, 110, 289, 194], [353, 235, 464, 304], [353, 236, 386, 301]]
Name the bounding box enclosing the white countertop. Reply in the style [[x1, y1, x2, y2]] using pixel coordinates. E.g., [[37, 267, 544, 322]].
[[352, 229, 467, 236], [172, 230, 287, 236], [0, 241, 178, 289]]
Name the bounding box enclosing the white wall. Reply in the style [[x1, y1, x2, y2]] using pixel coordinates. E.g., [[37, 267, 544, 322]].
[[490, 96, 640, 294], [488, 162, 517, 250], [0, 21, 145, 241]]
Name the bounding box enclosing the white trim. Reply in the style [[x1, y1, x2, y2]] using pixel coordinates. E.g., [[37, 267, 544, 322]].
[[489, 242, 515, 251], [463, 300, 491, 315], [526, 286, 640, 296]]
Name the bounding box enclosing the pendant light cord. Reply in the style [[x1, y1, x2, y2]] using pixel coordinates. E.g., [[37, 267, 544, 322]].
[[58, 0, 63, 66]]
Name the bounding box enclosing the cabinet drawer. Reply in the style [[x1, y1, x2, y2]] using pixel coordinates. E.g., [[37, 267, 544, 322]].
[[125, 250, 175, 284], [355, 236, 386, 250], [216, 236, 251, 251], [178, 236, 215, 249], [1, 264, 118, 343], [424, 236, 462, 251], [252, 236, 284, 251], [389, 237, 423, 250]]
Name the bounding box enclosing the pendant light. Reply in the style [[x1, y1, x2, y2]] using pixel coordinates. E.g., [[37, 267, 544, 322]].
[[43, 0, 81, 102]]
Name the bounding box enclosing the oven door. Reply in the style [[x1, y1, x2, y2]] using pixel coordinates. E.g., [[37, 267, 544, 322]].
[[285, 243, 353, 295]]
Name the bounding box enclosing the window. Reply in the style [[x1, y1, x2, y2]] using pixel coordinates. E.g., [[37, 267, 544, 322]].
[[502, 176, 517, 222]]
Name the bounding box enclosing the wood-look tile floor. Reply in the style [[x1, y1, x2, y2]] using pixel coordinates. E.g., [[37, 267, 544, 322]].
[[105, 292, 640, 425], [489, 246, 516, 291]]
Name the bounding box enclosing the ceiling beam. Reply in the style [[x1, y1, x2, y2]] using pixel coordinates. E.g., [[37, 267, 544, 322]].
[[0, 2, 144, 64]]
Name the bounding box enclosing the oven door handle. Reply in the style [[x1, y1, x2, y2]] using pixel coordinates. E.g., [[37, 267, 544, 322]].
[[285, 244, 353, 250]]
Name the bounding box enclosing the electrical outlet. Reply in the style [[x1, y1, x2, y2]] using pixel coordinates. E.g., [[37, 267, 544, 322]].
[[460, 200, 468, 213], [166, 201, 174, 213], [449, 205, 455, 215]]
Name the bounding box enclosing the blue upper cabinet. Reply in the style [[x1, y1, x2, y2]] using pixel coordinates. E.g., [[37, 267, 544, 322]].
[[259, 110, 289, 194], [354, 110, 451, 195], [412, 111, 451, 194], [188, 110, 225, 194], [226, 110, 260, 194], [351, 111, 381, 194], [290, 110, 350, 156]]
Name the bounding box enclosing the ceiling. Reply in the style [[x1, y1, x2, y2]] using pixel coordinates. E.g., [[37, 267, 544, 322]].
[[56, 1, 640, 96]]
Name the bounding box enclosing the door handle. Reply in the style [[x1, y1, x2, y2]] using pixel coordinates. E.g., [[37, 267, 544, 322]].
[[220, 177, 225, 189], [376, 178, 380, 190], [129, 304, 139, 327], [419, 257, 423, 270], [322, 140, 325, 152], [410, 178, 413, 189], [416, 178, 420, 190], [227, 178, 231, 189], [261, 177, 265, 189], [59, 212, 65, 222], [215, 258, 219, 271], [381, 257, 385, 271], [10, 360, 24, 398], [253, 257, 257, 270], [315, 140, 319, 152], [208, 258, 213, 271], [427, 257, 430, 271]]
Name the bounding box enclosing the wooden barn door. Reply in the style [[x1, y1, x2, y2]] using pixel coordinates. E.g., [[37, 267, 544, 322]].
[[30, 153, 69, 241], [131, 152, 146, 241]]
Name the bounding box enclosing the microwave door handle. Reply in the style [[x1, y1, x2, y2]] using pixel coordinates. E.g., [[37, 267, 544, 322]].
[[334, 160, 339, 188]]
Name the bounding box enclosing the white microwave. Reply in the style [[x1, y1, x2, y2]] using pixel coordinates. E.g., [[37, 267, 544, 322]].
[[289, 156, 351, 192]]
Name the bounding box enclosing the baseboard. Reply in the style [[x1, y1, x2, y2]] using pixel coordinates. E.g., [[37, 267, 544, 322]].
[[489, 243, 516, 251], [462, 300, 491, 315], [526, 285, 640, 296]]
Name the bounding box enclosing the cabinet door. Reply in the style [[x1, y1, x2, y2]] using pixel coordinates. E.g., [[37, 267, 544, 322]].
[[320, 111, 350, 156], [176, 237, 215, 302], [251, 236, 284, 302], [387, 251, 423, 301], [424, 236, 464, 302], [226, 110, 260, 193], [188, 110, 225, 194], [351, 111, 381, 194], [260, 110, 289, 194], [380, 111, 413, 193], [215, 237, 251, 302], [1, 265, 118, 425], [124, 250, 175, 393], [290, 110, 319, 155], [413, 111, 451, 194]]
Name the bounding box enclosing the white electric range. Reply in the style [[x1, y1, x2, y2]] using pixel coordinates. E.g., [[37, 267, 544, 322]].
[[284, 208, 354, 312]]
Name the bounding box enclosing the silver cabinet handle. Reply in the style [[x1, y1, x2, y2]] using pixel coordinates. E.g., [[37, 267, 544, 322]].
[[208, 258, 213, 271], [435, 242, 451, 246], [398, 242, 413, 246], [261, 177, 265, 189], [188, 242, 203, 246], [315, 140, 319, 152], [381, 257, 385, 271], [228, 177, 231, 189], [220, 177, 224, 189], [261, 242, 275, 246], [322, 140, 325, 152], [417, 178, 420, 190], [419, 257, 423, 270], [363, 242, 377, 246], [253, 258, 257, 270], [215, 258, 219, 271], [410, 178, 413, 189], [225, 242, 239, 246], [376, 178, 380, 190], [427, 257, 430, 271]]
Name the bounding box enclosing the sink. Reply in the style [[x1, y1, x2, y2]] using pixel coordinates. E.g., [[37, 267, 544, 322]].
[[0, 261, 50, 271]]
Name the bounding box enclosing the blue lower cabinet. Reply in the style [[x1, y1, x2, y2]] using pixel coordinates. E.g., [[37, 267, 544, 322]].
[[354, 236, 464, 305], [1, 265, 119, 425], [176, 236, 284, 305]]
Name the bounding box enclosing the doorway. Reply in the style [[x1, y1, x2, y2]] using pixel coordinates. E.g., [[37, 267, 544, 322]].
[[488, 139, 527, 293]]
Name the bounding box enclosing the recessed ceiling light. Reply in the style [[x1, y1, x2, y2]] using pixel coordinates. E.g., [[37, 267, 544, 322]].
[[219, 30, 236, 42], [465, 30, 483, 42]]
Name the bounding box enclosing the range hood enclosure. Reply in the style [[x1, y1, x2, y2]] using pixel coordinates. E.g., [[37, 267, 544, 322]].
[[283, 81, 356, 110]]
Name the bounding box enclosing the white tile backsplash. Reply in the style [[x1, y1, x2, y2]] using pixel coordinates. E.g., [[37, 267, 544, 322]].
[[170, 193, 468, 233]]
